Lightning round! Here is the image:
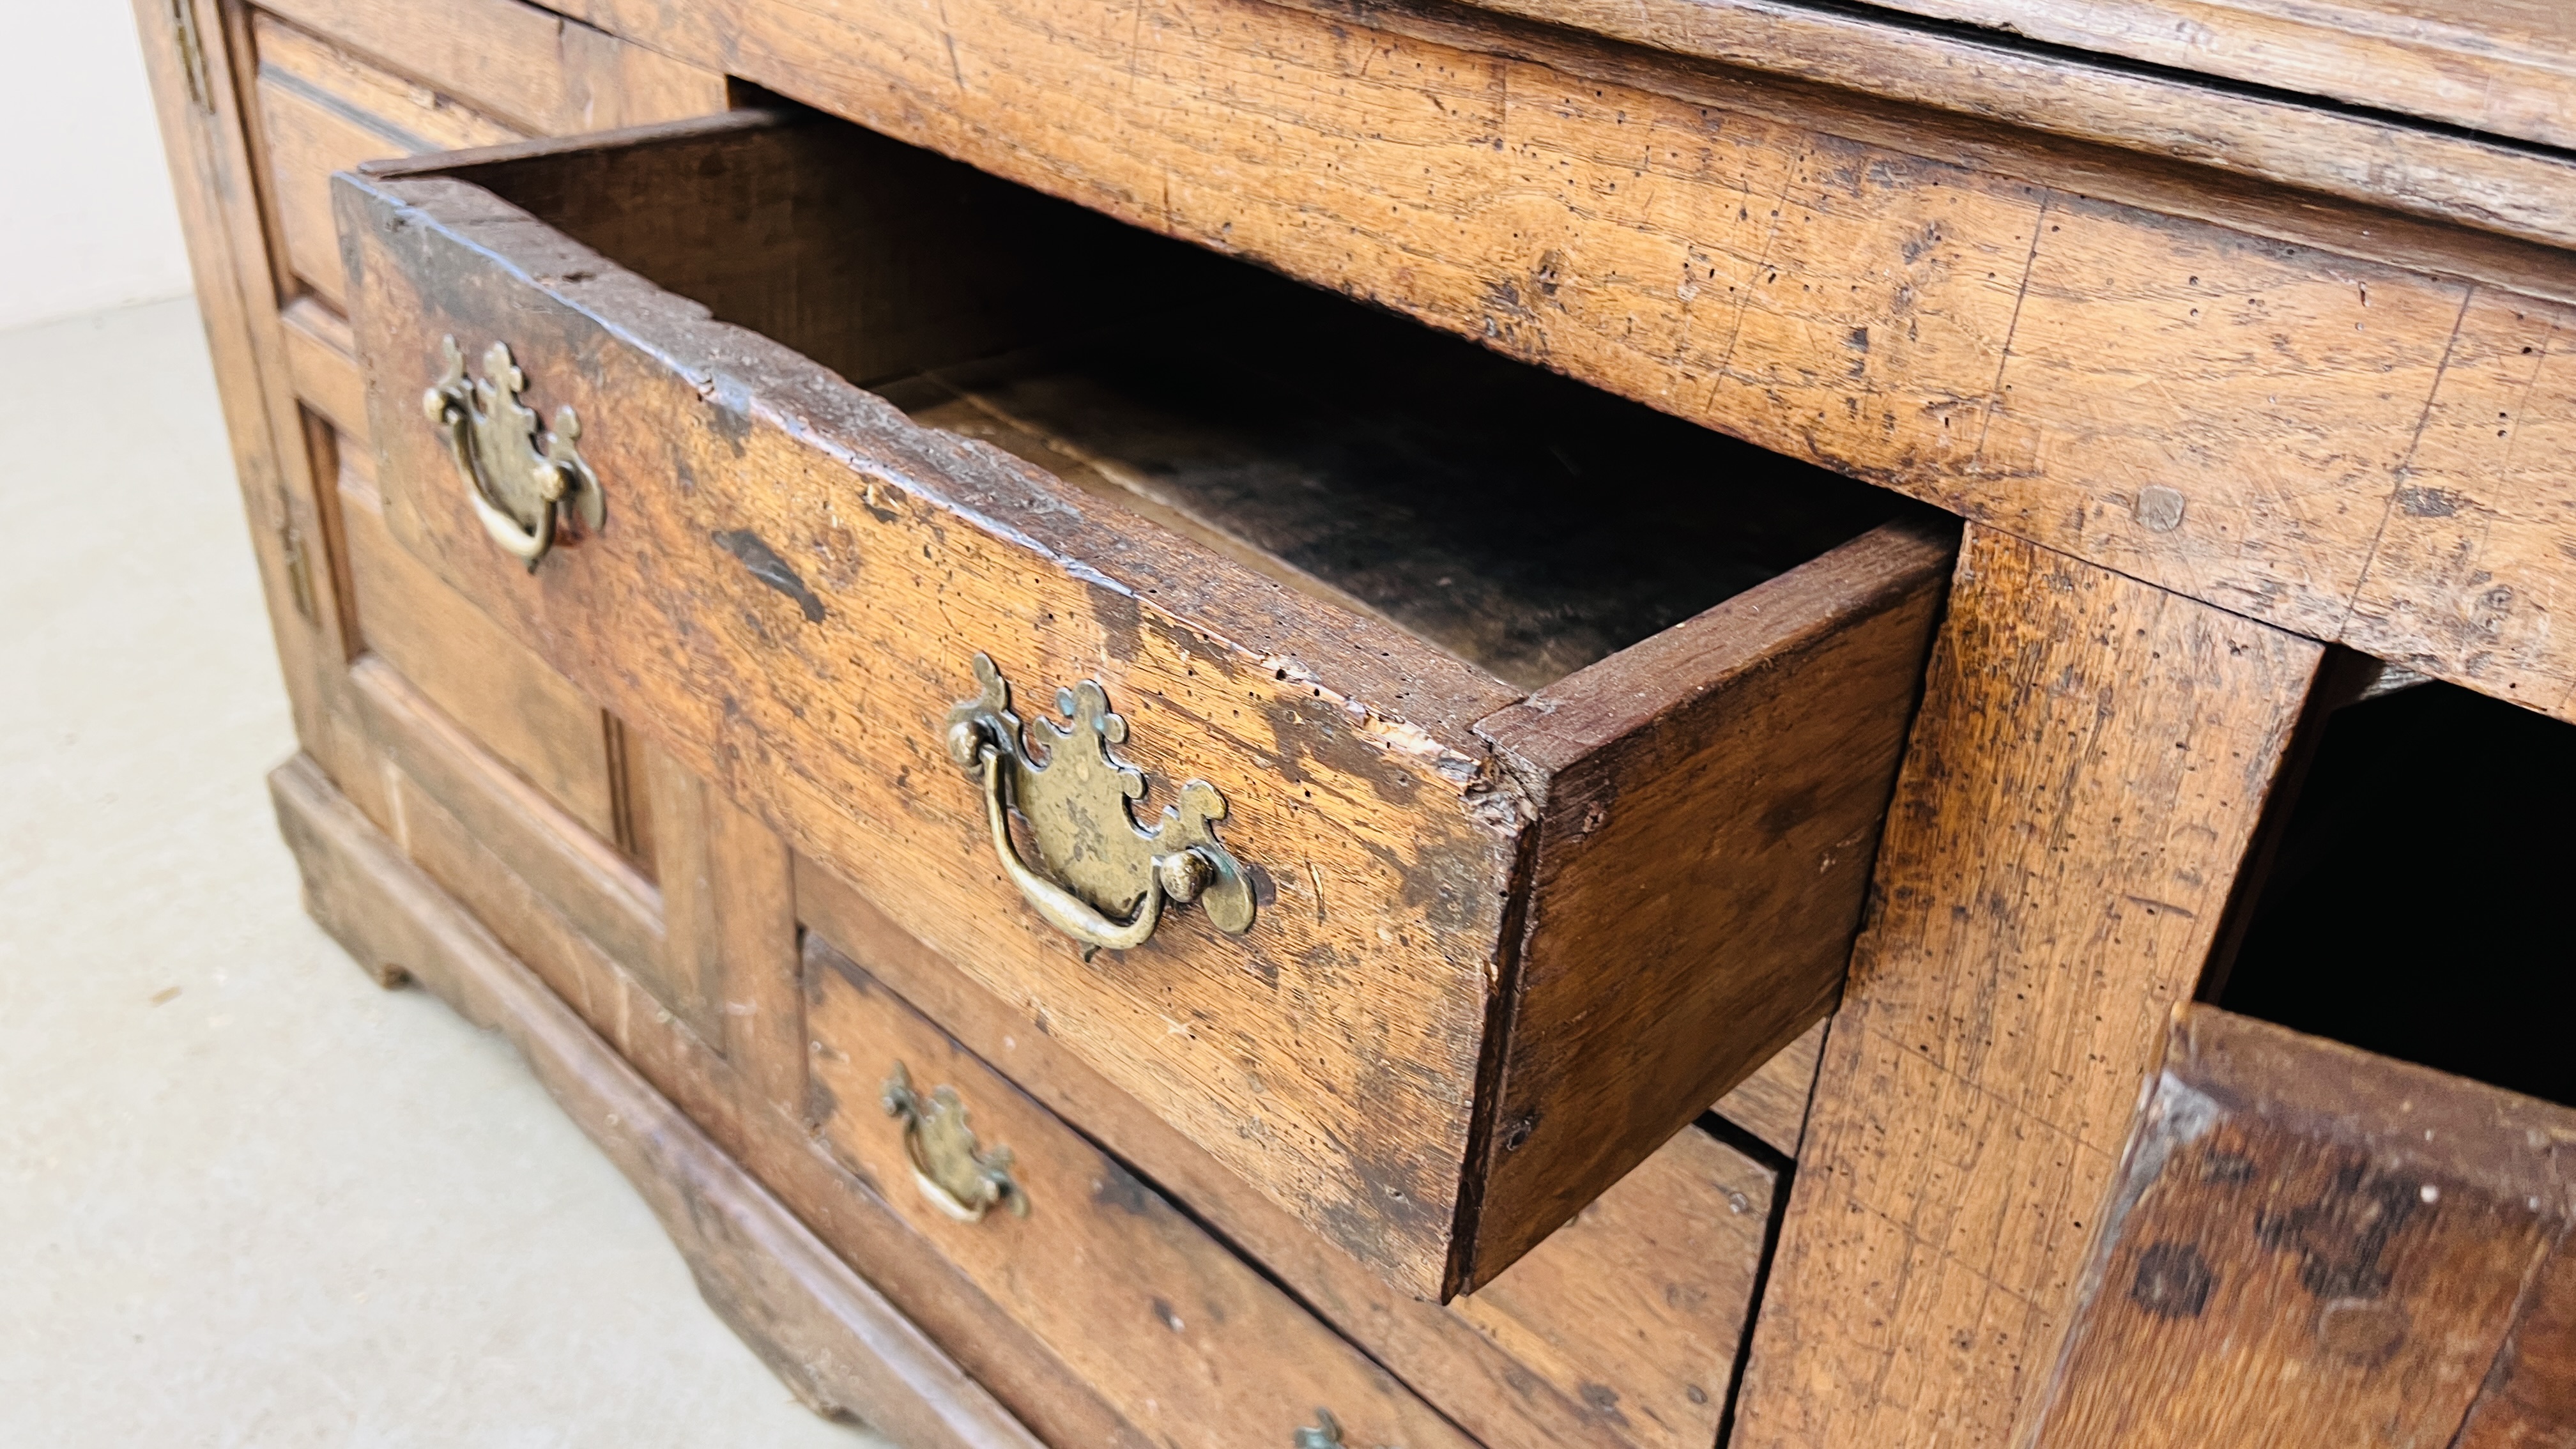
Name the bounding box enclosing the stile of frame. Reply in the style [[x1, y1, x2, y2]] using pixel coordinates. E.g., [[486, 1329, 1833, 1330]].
[[1729, 526, 2327, 1448]]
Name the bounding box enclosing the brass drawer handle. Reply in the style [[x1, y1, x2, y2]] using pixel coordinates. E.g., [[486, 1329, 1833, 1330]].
[[882, 1062, 1027, 1222], [945, 654, 1256, 956], [422, 336, 601, 569]]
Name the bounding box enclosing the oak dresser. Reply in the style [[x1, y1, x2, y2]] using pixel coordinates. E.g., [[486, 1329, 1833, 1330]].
[[134, 0, 2576, 1441]]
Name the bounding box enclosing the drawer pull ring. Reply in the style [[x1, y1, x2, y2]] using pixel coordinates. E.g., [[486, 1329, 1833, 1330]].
[[946, 653, 1256, 956], [882, 1062, 1027, 1222], [422, 336, 601, 569]]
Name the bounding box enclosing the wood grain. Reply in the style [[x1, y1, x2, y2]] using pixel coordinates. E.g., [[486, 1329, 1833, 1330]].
[[806, 938, 1480, 1449], [339, 469, 623, 843], [2342, 291, 2576, 716], [797, 855, 1774, 1449], [256, 0, 730, 141], [705, 779, 805, 1121], [544, 0, 2576, 721], [1455, 0, 2576, 254], [1449, 1124, 1776, 1447], [2025, 1006, 2576, 1448], [635, 739, 726, 1040], [1855, 0, 2576, 153], [1466, 518, 1952, 1285], [250, 10, 522, 307], [893, 295, 1899, 691], [268, 754, 1044, 1449], [2455, 1234, 2576, 1449], [278, 296, 366, 442], [348, 655, 661, 981], [1729, 525, 2327, 1449]]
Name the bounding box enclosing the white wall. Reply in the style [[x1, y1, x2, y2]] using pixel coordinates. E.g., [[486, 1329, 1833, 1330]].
[[0, 3, 195, 332]]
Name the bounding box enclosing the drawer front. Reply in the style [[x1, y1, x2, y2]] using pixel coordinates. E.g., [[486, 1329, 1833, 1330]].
[[340, 117, 1519, 1294], [2027, 1008, 2576, 1447], [801, 859, 1777, 1449], [802, 937, 1478, 1449], [335, 112, 1945, 1296]]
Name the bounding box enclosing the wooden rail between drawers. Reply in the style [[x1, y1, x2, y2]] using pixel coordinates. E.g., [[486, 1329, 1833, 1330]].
[[1733, 526, 2327, 1448]]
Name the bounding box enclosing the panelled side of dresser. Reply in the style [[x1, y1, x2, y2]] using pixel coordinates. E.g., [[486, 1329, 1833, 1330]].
[[125, 0, 1082, 1436]]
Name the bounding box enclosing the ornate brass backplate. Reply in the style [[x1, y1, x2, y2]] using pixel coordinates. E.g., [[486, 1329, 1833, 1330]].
[[882, 1062, 1027, 1223], [422, 336, 601, 569], [945, 653, 1256, 954]]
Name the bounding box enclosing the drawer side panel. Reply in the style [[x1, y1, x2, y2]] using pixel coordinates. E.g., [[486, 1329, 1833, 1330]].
[[1464, 518, 1953, 1286]]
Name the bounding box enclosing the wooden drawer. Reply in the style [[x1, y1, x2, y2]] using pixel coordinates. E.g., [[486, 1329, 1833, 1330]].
[[804, 933, 1477, 1449], [335, 110, 1951, 1297], [800, 859, 1779, 1449]]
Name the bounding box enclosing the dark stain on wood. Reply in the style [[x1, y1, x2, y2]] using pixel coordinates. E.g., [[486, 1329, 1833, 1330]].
[[2129, 1241, 2214, 1319], [1094, 1162, 1157, 1218], [2027, 1006, 2576, 1446], [713, 528, 827, 622], [2254, 1165, 2419, 1301]]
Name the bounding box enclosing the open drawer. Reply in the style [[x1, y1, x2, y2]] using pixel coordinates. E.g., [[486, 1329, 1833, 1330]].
[[334, 109, 1950, 1298]]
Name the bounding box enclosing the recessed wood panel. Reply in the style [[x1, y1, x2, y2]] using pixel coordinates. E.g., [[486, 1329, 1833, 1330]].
[[339, 450, 622, 845], [250, 10, 519, 306]]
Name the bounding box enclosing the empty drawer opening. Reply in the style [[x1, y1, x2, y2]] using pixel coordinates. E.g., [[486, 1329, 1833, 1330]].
[[459, 111, 1906, 691], [2210, 672, 2576, 1107]]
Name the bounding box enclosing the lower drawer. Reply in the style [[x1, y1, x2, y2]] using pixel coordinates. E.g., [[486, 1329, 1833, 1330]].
[[802, 935, 1476, 1449], [802, 862, 1779, 1449]]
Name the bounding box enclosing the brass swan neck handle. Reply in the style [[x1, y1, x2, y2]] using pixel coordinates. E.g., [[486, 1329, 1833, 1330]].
[[974, 746, 1172, 953], [422, 336, 601, 569], [944, 654, 1255, 956], [882, 1062, 1027, 1222]]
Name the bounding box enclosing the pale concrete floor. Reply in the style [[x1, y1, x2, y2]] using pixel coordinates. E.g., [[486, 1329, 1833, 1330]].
[[0, 297, 893, 1446]]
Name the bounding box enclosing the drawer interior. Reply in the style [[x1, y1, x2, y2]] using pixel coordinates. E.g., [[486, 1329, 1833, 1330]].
[[2209, 670, 2576, 1106], [457, 110, 1901, 692]]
